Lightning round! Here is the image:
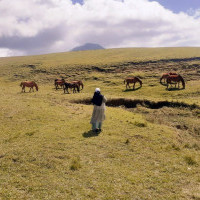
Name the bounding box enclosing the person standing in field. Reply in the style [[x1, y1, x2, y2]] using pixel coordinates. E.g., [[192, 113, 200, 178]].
[[90, 88, 107, 133]]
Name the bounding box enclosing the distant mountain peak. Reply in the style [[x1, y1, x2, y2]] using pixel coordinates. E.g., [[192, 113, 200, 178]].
[[71, 43, 105, 51]]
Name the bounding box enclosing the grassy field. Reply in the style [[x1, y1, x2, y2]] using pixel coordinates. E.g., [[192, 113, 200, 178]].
[[0, 48, 200, 199]]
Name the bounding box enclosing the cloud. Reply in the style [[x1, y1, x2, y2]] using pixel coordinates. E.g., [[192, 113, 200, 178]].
[[0, 0, 200, 57]]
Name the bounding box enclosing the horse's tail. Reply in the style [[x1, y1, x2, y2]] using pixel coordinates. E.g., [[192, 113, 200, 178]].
[[138, 79, 142, 86], [179, 75, 185, 89], [63, 83, 67, 93], [77, 85, 80, 92], [79, 81, 83, 89], [124, 79, 126, 84], [20, 82, 23, 87], [34, 83, 39, 91], [54, 79, 58, 86]]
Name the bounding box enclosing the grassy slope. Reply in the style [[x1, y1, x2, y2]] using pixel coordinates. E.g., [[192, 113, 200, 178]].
[[0, 48, 200, 199], [1, 47, 200, 67]]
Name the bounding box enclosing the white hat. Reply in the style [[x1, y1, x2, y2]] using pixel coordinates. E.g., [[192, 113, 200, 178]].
[[95, 88, 100, 92]]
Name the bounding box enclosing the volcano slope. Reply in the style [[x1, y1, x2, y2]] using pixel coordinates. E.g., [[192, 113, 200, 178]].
[[0, 47, 200, 199]]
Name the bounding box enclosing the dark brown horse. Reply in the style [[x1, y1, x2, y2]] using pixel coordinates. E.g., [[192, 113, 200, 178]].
[[160, 72, 177, 83], [166, 75, 185, 89], [124, 77, 142, 89], [55, 79, 65, 90], [20, 81, 38, 92], [63, 82, 80, 94], [71, 80, 84, 90]]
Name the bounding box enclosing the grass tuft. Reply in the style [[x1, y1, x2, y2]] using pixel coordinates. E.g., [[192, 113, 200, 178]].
[[70, 157, 81, 171], [134, 121, 147, 127], [184, 156, 197, 165], [125, 139, 130, 144], [25, 131, 35, 136], [172, 144, 181, 151]]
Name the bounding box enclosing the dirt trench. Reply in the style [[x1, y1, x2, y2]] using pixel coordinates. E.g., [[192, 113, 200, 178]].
[[73, 98, 199, 110]]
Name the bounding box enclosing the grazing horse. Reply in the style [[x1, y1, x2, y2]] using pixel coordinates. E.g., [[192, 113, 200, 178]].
[[55, 79, 65, 90], [166, 75, 185, 89], [20, 81, 38, 92], [160, 72, 177, 83], [71, 80, 84, 90], [63, 82, 80, 94], [124, 77, 142, 89]]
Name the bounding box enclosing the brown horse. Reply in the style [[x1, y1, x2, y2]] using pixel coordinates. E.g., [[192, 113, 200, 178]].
[[55, 79, 65, 90], [63, 82, 80, 94], [124, 77, 142, 89], [71, 80, 84, 90], [20, 81, 38, 92], [166, 75, 185, 89], [160, 72, 177, 83]]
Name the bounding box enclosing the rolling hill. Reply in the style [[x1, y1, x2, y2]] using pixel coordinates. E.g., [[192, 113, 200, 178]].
[[71, 43, 104, 51]]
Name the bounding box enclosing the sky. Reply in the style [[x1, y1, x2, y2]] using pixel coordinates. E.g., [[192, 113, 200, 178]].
[[0, 0, 200, 57]]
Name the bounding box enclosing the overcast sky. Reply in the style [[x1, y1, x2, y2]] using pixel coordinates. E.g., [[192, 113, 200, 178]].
[[0, 0, 200, 57]]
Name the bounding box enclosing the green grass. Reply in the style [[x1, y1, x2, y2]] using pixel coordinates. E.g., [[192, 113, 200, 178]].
[[0, 47, 200, 199]]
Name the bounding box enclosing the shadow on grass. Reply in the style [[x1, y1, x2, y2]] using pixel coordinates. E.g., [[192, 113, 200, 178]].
[[166, 87, 185, 91], [52, 87, 63, 91], [20, 91, 37, 93], [82, 130, 99, 138], [123, 86, 142, 92]]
